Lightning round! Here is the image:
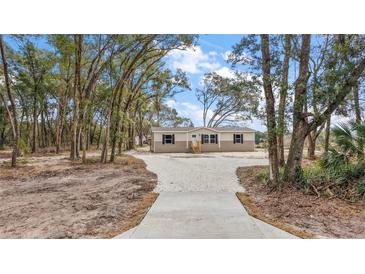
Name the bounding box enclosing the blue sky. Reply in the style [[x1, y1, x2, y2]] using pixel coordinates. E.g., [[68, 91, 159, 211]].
[[165, 34, 266, 131]]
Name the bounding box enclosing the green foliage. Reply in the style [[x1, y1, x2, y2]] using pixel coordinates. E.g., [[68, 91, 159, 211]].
[[255, 131, 267, 145], [256, 167, 285, 187], [303, 162, 329, 184], [157, 104, 193, 127], [19, 138, 31, 156], [325, 121, 365, 164], [320, 148, 349, 170], [303, 160, 365, 198], [257, 168, 270, 185]]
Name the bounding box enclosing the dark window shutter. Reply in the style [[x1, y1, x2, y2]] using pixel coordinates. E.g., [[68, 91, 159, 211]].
[[215, 134, 218, 144], [162, 134, 165, 144], [240, 134, 243, 144], [233, 134, 236, 144], [172, 134, 175, 144], [201, 134, 204, 144]]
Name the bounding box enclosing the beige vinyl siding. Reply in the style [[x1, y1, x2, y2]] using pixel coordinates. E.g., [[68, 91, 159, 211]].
[[152, 130, 255, 153], [154, 132, 186, 142]]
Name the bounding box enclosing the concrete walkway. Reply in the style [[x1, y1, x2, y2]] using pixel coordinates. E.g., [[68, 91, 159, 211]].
[[116, 192, 297, 239], [115, 152, 298, 239]]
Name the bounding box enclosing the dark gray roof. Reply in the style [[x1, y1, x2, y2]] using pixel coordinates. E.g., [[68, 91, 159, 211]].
[[151, 126, 256, 132]]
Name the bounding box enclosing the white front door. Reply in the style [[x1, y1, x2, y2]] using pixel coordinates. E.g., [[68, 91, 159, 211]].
[[191, 134, 198, 145]]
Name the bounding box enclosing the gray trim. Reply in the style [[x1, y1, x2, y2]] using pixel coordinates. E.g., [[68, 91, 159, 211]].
[[151, 126, 256, 133]]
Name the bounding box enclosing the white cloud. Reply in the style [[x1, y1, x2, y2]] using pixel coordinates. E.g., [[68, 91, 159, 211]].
[[214, 66, 235, 78], [199, 61, 220, 71], [168, 46, 221, 74], [165, 99, 176, 108], [221, 50, 232, 61]]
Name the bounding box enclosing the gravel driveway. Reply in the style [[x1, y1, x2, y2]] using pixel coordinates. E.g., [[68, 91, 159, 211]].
[[129, 152, 268, 192], [117, 151, 297, 239]]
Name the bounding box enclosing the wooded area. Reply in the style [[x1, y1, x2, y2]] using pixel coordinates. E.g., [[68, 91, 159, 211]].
[[1, 34, 365, 194], [0, 34, 195, 166], [231, 34, 365, 192]]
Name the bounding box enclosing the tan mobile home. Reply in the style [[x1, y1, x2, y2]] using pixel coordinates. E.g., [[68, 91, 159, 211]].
[[151, 127, 255, 153]]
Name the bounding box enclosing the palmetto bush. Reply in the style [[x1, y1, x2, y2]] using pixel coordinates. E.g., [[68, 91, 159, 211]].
[[257, 121, 365, 199], [308, 120, 365, 199], [321, 121, 365, 169]]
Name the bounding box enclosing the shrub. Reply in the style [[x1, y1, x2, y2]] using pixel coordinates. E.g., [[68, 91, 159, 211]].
[[320, 148, 349, 170], [256, 167, 285, 188], [256, 168, 270, 185], [302, 162, 330, 186]]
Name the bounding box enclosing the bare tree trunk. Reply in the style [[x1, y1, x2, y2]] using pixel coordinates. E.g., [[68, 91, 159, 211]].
[[96, 121, 102, 150], [307, 133, 316, 159], [32, 95, 38, 153], [127, 123, 135, 150], [101, 117, 110, 163], [0, 127, 5, 150], [138, 107, 144, 147], [277, 34, 291, 167], [139, 132, 143, 146], [353, 81, 363, 158], [55, 85, 68, 154], [305, 94, 316, 160], [353, 81, 362, 123], [260, 34, 279, 187], [283, 35, 311, 185], [0, 35, 19, 167], [118, 139, 123, 155], [70, 35, 82, 160], [81, 130, 87, 163], [324, 114, 331, 155], [40, 109, 46, 148], [86, 124, 90, 150]]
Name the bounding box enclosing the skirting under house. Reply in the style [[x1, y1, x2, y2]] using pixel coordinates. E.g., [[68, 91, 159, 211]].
[[151, 127, 255, 153]]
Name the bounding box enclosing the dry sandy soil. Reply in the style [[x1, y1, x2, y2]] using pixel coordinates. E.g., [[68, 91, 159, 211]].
[[236, 166, 365, 238], [0, 151, 157, 238]]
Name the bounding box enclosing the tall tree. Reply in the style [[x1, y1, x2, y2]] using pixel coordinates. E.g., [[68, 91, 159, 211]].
[[260, 34, 279, 187], [0, 35, 19, 167], [196, 72, 259, 127], [70, 34, 82, 160], [283, 35, 311, 184], [283, 35, 365, 184], [277, 34, 291, 166]]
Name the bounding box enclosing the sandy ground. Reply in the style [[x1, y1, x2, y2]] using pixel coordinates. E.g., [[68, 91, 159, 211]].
[[236, 166, 365, 238], [129, 151, 269, 192], [0, 151, 157, 238]]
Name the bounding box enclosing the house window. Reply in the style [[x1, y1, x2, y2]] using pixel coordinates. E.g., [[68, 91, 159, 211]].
[[201, 134, 218, 144], [202, 134, 209, 144], [192, 134, 196, 138], [210, 134, 217, 144], [233, 134, 243, 144], [162, 134, 174, 144]]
